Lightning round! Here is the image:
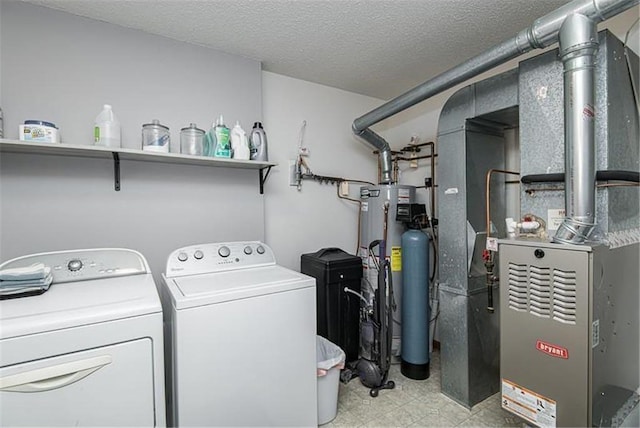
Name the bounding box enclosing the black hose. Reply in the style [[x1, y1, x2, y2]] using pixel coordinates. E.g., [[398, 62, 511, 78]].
[[521, 173, 564, 184], [597, 170, 640, 182], [521, 170, 640, 184]]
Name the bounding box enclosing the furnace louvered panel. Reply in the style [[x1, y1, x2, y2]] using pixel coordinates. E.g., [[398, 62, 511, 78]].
[[507, 263, 528, 311], [552, 268, 577, 324], [507, 263, 575, 324], [529, 266, 552, 318]]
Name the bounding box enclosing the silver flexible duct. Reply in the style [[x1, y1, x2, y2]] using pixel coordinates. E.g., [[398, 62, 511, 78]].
[[553, 14, 599, 244], [352, 0, 639, 185]]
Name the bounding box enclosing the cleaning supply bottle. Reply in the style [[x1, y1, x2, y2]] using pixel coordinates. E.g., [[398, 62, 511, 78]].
[[94, 104, 121, 148], [230, 121, 250, 160], [213, 115, 231, 158], [203, 122, 217, 157], [249, 122, 268, 161]]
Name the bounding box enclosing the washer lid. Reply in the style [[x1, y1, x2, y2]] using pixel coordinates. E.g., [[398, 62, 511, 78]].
[[0, 274, 161, 339], [166, 265, 314, 309]]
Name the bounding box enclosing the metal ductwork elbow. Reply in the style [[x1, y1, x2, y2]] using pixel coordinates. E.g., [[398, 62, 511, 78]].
[[553, 13, 600, 244], [352, 123, 394, 184]]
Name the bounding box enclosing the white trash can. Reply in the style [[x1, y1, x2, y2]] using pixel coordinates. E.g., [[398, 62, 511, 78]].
[[317, 336, 346, 425]]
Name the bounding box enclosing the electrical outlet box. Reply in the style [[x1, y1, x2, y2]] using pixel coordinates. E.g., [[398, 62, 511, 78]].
[[339, 181, 349, 197]]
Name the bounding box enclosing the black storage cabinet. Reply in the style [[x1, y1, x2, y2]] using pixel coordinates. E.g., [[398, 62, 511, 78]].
[[301, 247, 362, 363]]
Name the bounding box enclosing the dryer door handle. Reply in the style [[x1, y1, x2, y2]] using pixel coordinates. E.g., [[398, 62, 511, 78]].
[[0, 355, 112, 392]]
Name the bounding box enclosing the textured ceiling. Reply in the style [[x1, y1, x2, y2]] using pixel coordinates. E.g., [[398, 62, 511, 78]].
[[21, 0, 639, 100]]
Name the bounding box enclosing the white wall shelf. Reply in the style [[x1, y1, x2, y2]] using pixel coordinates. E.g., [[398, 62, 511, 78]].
[[0, 139, 276, 193]]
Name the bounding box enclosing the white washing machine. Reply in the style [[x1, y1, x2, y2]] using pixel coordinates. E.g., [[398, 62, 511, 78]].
[[161, 241, 317, 427], [0, 248, 166, 427]]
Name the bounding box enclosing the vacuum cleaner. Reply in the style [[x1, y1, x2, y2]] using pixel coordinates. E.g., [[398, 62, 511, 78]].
[[343, 201, 395, 397]]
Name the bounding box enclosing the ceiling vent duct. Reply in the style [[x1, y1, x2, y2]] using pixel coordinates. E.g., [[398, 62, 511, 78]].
[[352, 0, 639, 185]]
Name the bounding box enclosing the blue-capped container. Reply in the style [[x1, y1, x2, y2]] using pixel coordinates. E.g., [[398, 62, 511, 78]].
[[19, 120, 60, 143]]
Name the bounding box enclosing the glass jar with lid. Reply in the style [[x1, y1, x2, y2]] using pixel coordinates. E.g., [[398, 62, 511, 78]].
[[180, 123, 205, 156], [142, 119, 170, 153]]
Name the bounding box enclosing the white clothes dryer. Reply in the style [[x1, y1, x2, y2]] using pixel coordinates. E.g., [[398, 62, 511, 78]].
[[0, 249, 166, 427], [161, 241, 317, 427]]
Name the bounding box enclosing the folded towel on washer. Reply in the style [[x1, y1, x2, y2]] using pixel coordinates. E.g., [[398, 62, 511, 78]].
[[0, 263, 51, 281], [0, 263, 53, 299], [0, 275, 53, 296], [0, 273, 53, 288]]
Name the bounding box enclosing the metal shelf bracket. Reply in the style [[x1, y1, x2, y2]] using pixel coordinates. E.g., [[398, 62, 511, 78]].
[[112, 152, 121, 191], [259, 166, 273, 194]]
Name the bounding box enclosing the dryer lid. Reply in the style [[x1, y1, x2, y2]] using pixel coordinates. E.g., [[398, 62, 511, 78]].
[[166, 265, 314, 309], [0, 274, 161, 339]]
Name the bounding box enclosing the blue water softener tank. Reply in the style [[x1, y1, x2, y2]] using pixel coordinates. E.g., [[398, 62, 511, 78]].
[[401, 227, 430, 380]]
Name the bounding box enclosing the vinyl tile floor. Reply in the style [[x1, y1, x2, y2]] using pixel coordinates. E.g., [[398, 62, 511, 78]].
[[324, 350, 526, 427]]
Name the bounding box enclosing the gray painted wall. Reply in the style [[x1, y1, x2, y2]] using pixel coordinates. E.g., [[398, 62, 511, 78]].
[[0, 1, 264, 279]]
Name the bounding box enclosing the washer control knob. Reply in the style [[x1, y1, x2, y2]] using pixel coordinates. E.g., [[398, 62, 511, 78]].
[[218, 246, 231, 258], [177, 252, 188, 262], [244, 246, 253, 255], [194, 250, 204, 260], [68, 259, 83, 272], [256, 245, 265, 255]]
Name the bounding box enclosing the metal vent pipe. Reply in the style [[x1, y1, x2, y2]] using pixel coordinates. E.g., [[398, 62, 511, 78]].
[[553, 13, 600, 244], [352, 0, 639, 185]]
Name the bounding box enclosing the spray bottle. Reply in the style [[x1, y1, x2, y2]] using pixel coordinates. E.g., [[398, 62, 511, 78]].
[[249, 122, 268, 161]]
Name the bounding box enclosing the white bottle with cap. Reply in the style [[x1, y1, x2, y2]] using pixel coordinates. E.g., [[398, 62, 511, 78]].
[[94, 104, 121, 148], [230, 121, 250, 160]]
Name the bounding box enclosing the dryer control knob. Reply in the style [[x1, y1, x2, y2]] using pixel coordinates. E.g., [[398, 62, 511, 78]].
[[244, 246, 253, 255], [218, 246, 231, 258], [68, 259, 83, 272], [194, 250, 204, 260], [256, 245, 265, 255], [178, 252, 188, 262]]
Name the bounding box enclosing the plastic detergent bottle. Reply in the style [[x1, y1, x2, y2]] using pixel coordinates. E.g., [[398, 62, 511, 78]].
[[213, 115, 231, 158], [94, 104, 121, 148], [203, 122, 217, 157], [249, 122, 268, 161], [230, 121, 250, 160]]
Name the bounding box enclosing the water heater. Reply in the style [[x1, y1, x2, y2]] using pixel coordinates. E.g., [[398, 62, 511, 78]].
[[359, 184, 415, 355]]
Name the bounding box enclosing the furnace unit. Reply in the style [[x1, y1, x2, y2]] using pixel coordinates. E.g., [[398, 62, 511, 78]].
[[499, 239, 639, 427]]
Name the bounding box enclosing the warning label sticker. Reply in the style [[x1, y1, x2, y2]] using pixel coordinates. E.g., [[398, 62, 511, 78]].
[[547, 208, 565, 231], [502, 379, 556, 428], [391, 247, 402, 272]]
